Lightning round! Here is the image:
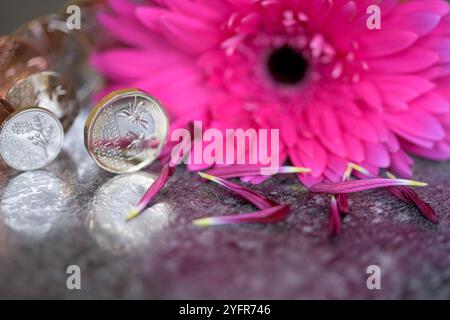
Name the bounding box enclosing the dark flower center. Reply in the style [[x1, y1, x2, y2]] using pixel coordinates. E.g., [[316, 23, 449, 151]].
[[267, 45, 308, 85]]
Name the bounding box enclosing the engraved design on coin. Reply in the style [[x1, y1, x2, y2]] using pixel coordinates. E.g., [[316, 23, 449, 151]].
[[0, 109, 64, 171], [86, 90, 169, 174], [11, 114, 56, 157], [116, 95, 154, 131], [114, 95, 157, 160]]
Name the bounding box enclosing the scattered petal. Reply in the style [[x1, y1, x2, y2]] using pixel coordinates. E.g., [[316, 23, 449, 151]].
[[394, 186, 438, 223], [386, 172, 438, 223], [192, 204, 290, 227], [329, 195, 341, 237], [346, 167, 438, 223], [198, 172, 276, 209], [204, 165, 310, 179], [126, 163, 176, 221], [336, 193, 349, 215], [310, 178, 427, 194]]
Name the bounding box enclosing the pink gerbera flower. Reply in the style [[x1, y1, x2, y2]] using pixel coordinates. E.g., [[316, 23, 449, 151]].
[[92, 0, 450, 186]]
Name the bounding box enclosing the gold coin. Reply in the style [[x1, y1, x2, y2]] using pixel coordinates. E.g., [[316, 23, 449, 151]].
[[85, 89, 170, 174]]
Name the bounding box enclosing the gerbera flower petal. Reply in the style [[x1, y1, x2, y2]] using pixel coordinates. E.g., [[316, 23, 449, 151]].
[[310, 178, 427, 194], [192, 204, 290, 227], [127, 163, 176, 221], [204, 164, 310, 179], [336, 193, 349, 215], [385, 172, 439, 223], [164, 0, 223, 22], [347, 165, 438, 223], [400, 187, 439, 224], [369, 48, 440, 73], [97, 11, 151, 47], [359, 30, 419, 58], [198, 172, 276, 209], [329, 195, 341, 238], [94, 0, 450, 189]]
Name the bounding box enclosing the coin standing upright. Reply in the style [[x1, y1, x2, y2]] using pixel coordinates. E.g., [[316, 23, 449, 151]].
[[0, 98, 64, 171], [84, 89, 170, 174]]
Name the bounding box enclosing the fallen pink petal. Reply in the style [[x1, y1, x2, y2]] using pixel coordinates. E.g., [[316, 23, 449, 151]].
[[336, 194, 349, 216], [310, 178, 427, 194], [387, 186, 439, 224], [127, 163, 176, 221], [193, 205, 290, 227], [204, 165, 310, 179], [329, 196, 342, 238], [198, 172, 276, 210], [350, 166, 438, 223]]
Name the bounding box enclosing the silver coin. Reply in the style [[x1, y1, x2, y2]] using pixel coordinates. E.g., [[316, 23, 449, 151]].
[[0, 108, 64, 171], [84, 89, 169, 174]]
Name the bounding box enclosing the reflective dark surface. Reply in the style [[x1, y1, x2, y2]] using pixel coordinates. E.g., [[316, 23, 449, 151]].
[[1, 0, 450, 300], [0, 109, 449, 299]]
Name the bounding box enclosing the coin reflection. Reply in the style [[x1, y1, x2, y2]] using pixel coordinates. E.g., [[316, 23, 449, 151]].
[[89, 172, 171, 253], [0, 151, 77, 237], [1, 171, 68, 237]]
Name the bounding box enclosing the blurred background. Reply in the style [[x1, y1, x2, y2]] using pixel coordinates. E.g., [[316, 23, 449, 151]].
[[0, 0, 64, 34]]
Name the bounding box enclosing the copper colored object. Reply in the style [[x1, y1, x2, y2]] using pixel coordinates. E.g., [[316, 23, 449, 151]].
[[0, 99, 16, 125], [14, 14, 93, 98], [5, 71, 80, 132], [0, 36, 49, 97]]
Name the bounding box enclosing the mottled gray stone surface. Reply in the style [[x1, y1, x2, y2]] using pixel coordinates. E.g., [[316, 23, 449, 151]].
[[0, 110, 450, 299], [1, 0, 450, 300]]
